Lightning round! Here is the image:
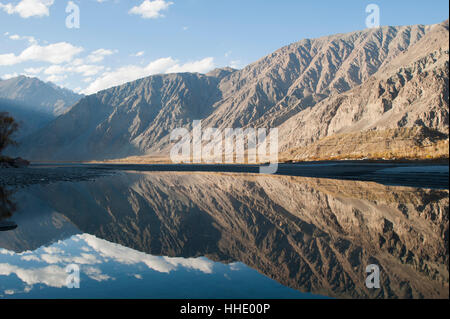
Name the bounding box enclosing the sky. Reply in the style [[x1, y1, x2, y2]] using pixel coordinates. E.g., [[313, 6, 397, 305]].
[[0, 0, 448, 95]]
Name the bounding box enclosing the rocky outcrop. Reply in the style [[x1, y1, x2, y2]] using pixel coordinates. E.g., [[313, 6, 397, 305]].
[[0, 157, 30, 168], [279, 21, 449, 159]]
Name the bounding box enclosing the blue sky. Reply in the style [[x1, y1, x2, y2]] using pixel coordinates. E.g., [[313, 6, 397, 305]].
[[0, 0, 448, 94]]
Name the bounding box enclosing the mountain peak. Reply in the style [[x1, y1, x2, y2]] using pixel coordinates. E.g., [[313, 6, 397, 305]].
[[206, 67, 238, 79], [0, 76, 82, 116]]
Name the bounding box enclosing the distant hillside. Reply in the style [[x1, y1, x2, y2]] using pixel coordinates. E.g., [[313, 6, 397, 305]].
[[0, 98, 53, 141], [0, 76, 82, 116]]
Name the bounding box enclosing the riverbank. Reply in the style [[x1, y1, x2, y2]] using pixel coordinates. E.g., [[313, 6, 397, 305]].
[[1, 162, 448, 189]]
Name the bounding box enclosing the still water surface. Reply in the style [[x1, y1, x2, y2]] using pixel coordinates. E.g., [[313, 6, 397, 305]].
[[0, 171, 448, 299]]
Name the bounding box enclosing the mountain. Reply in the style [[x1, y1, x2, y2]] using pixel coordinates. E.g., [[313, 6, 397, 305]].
[[0, 76, 83, 142], [0, 76, 82, 116], [279, 20, 449, 160], [16, 72, 228, 160], [15, 20, 449, 161], [0, 98, 54, 140]]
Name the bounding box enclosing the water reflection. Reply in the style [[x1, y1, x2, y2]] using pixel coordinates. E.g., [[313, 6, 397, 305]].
[[0, 172, 448, 299], [0, 186, 17, 231]]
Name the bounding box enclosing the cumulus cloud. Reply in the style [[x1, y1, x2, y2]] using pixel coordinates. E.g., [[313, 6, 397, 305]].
[[83, 56, 215, 94], [0, 263, 68, 288], [45, 74, 67, 83], [0, 234, 217, 294], [83, 266, 111, 282], [166, 57, 215, 73], [40, 252, 100, 265], [23, 66, 43, 74], [0, 42, 83, 66], [131, 51, 145, 57], [8, 33, 37, 44], [42, 63, 105, 84], [87, 48, 116, 63], [21, 255, 41, 262], [82, 234, 214, 274], [230, 60, 243, 69], [1, 72, 19, 79], [129, 0, 173, 19], [0, 0, 54, 18]]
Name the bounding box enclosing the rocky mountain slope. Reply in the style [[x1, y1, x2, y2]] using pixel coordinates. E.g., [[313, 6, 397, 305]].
[[15, 20, 449, 161], [279, 20, 449, 160]]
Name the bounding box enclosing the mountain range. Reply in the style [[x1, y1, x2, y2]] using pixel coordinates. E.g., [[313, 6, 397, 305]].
[[0, 76, 82, 116], [0, 76, 82, 139], [4, 20, 449, 161]]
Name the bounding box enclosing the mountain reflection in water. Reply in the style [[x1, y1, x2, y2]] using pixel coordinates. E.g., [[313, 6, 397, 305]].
[[0, 172, 448, 299]]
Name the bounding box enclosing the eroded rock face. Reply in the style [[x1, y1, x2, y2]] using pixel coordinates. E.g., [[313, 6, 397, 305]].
[[278, 21, 449, 159], [15, 172, 448, 299]]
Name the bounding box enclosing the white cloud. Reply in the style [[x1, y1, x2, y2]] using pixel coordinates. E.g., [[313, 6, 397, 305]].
[[1, 72, 18, 80], [230, 60, 243, 69], [0, 42, 83, 66], [129, 0, 173, 19], [8, 34, 37, 44], [0, 249, 14, 255], [0, 234, 216, 293], [42, 63, 105, 83], [0, 0, 54, 18], [82, 234, 214, 274], [40, 252, 100, 265], [84, 266, 111, 282], [43, 64, 66, 75], [45, 74, 67, 83], [0, 263, 68, 288], [71, 64, 105, 77], [34, 49, 112, 83], [87, 48, 115, 63], [24, 67, 44, 74], [20, 255, 41, 262], [166, 57, 215, 73], [132, 51, 145, 57], [83, 56, 215, 94]]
